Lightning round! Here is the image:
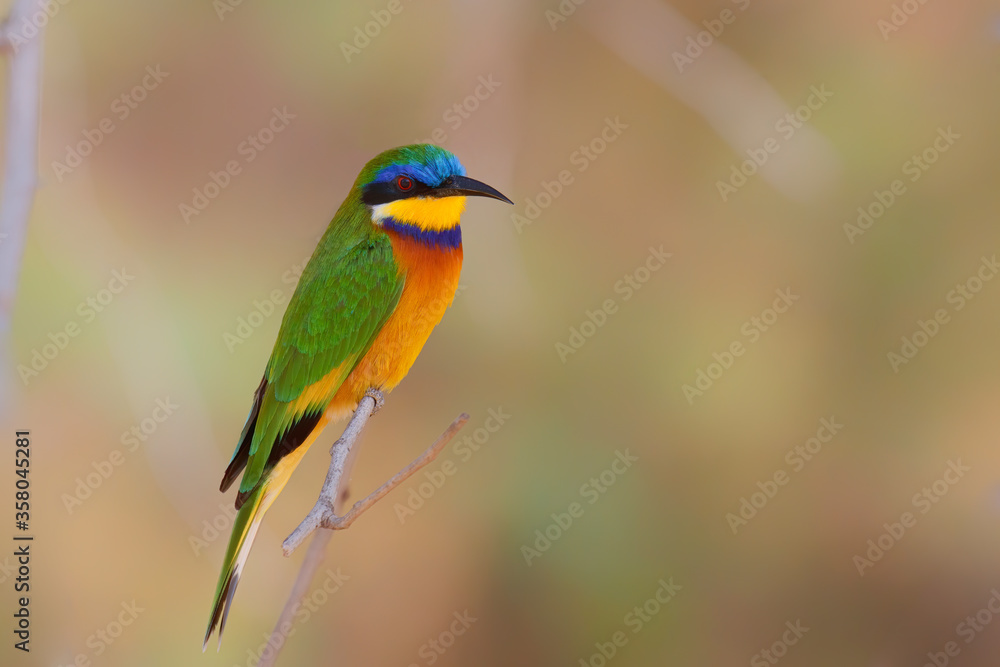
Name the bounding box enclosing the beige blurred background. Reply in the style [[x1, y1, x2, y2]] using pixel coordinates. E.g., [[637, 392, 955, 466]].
[[2, 0, 1000, 665]]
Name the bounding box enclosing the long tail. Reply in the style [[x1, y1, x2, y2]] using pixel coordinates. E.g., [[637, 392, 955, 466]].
[[203, 441, 315, 651], [203, 481, 268, 651]]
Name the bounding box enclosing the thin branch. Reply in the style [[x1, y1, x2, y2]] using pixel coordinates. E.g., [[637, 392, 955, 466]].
[[280, 390, 380, 555], [321, 412, 468, 532], [0, 0, 44, 338], [282, 401, 468, 556], [257, 395, 468, 667]]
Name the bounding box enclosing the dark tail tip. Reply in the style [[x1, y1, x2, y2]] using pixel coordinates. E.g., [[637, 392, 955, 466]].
[[204, 568, 240, 651]]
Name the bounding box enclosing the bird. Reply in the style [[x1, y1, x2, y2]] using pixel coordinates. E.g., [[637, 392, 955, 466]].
[[204, 144, 512, 649]]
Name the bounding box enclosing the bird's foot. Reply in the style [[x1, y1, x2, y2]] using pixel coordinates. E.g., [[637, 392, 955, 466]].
[[364, 388, 385, 414]]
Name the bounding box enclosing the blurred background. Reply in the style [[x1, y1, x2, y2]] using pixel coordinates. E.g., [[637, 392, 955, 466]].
[[1, 0, 1000, 665]]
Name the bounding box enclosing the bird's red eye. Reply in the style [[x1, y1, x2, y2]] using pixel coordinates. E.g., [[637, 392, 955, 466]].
[[396, 176, 414, 191]]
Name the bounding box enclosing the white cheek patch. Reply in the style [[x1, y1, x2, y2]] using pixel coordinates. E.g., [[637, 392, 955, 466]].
[[370, 203, 391, 225]]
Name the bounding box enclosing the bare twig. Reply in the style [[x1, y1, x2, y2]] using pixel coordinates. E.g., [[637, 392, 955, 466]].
[[282, 399, 468, 556], [0, 0, 43, 338], [257, 394, 468, 667], [322, 412, 467, 530], [280, 390, 380, 555]]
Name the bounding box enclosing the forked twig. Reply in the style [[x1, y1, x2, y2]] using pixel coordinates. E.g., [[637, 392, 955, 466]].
[[257, 394, 468, 667], [282, 408, 469, 555]]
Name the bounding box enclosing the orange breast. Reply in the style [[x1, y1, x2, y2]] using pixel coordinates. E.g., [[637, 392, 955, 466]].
[[326, 232, 463, 420]]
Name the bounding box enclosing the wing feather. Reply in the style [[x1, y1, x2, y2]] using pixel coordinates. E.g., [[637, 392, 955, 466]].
[[231, 232, 403, 497]]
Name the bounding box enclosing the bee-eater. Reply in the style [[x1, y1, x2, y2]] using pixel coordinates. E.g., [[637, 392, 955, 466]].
[[204, 144, 511, 648]]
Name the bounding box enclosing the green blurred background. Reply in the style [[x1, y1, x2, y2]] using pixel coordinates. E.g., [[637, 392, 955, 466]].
[[2, 0, 1000, 665]]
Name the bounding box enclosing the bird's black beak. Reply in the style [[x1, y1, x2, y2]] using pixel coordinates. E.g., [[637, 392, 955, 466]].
[[434, 175, 513, 204]]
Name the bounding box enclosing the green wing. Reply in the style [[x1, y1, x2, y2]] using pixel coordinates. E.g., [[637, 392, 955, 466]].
[[227, 231, 403, 499]]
